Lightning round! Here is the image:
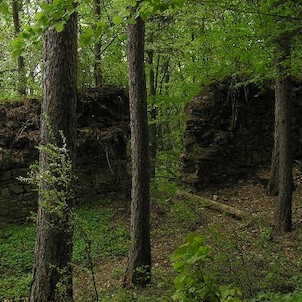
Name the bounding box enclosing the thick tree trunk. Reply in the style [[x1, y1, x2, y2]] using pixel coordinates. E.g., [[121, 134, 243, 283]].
[[273, 62, 293, 235], [93, 0, 102, 87], [12, 0, 26, 96], [123, 15, 151, 287], [29, 9, 77, 302]]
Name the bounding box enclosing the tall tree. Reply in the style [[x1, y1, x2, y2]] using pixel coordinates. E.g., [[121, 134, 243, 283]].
[[259, 0, 299, 234], [12, 0, 26, 95], [147, 46, 157, 177], [93, 0, 102, 86], [123, 13, 151, 287], [273, 41, 293, 235], [267, 128, 279, 196], [29, 3, 77, 301]]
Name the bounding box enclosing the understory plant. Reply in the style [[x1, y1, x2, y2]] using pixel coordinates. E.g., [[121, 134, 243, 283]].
[[18, 129, 73, 218], [171, 233, 241, 302]]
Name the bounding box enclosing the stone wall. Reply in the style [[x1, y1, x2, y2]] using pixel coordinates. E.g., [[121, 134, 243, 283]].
[[181, 81, 302, 191], [0, 86, 130, 224]]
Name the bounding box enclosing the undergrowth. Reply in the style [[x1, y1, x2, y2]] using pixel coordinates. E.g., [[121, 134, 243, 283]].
[[0, 203, 129, 301], [1, 178, 302, 301]]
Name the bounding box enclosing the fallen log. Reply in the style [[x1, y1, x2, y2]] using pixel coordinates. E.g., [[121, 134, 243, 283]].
[[176, 191, 251, 220]]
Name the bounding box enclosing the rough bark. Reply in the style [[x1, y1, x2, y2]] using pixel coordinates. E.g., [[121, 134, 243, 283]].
[[267, 92, 280, 196], [123, 15, 151, 287], [29, 8, 77, 302], [93, 0, 102, 87], [273, 72, 293, 235], [12, 0, 26, 96]]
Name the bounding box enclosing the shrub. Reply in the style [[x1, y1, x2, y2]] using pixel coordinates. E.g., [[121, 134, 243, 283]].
[[171, 234, 241, 302]]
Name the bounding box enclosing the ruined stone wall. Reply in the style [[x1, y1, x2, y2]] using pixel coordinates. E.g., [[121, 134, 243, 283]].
[[0, 86, 130, 224], [181, 81, 302, 191]]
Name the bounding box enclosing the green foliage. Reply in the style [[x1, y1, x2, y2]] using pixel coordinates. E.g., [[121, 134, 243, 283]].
[[73, 206, 129, 263], [0, 0, 8, 15], [18, 132, 73, 219], [0, 274, 32, 300], [252, 290, 302, 302], [0, 224, 35, 300], [12, 0, 76, 59], [0, 203, 129, 300], [171, 234, 241, 302], [0, 225, 35, 273]]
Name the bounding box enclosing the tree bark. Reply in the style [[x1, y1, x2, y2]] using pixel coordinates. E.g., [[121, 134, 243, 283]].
[[123, 15, 151, 287], [267, 92, 280, 196], [147, 49, 157, 178], [12, 0, 26, 96], [29, 7, 77, 302], [273, 55, 293, 235], [273, 38, 293, 236]]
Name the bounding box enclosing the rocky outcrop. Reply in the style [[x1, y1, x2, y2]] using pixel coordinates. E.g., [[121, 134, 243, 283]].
[[0, 86, 130, 224], [181, 80, 302, 191]]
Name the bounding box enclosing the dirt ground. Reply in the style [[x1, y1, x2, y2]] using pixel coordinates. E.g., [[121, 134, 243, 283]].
[[74, 166, 302, 300]]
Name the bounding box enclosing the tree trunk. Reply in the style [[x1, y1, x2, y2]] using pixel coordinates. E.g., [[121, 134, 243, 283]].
[[147, 49, 157, 178], [123, 15, 151, 287], [29, 8, 77, 302], [159, 60, 169, 95], [267, 92, 280, 196], [93, 0, 102, 87], [273, 57, 293, 235], [12, 0, 26, 96]]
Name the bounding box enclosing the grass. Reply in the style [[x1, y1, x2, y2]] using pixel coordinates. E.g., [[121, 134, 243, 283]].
[[0, 200, 129, 301], [0, 225, 35, 299], [73, 206, 129, 263]]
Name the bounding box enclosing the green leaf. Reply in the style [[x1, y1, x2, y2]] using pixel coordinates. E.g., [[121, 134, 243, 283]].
[[174, 0, 185, 7], [54, 21, 65, 33], [80, 28, 94, 46], [11, 36, 24, 59], [113, 15, 124, 25], [35, 11, 45, 21], [96, 20, 106, 29], [0, 2, 9, 15]]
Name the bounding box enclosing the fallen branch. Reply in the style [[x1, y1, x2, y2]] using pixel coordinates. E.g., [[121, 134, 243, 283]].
[[176, 191, 251, 220]]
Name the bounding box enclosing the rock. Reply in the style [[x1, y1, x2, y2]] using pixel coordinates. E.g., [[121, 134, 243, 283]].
[[2, 170, 11, 181], [181, 80, 302, 189], [10, 185, 24, 195], [0, 86, 131, 224], [1, 187, 10, 198]]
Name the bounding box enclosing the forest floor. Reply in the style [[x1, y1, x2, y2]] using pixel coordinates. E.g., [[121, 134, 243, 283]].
[[1, 167, 302, 301], [70, 165, 302, 301]]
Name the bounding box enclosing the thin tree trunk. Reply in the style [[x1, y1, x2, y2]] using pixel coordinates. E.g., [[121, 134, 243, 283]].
[[164, 61, 170, 95], [123, 15, 151, 287], [267, 93, 280, 196], [154, 54, 160, 93], [159, 60, 169, 95], [93, 0, 102, 87], [147, 49, 157, 178], [273, 56, 293, 235], [12, 0, 26, 96], [29, 8, 77, 302]]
